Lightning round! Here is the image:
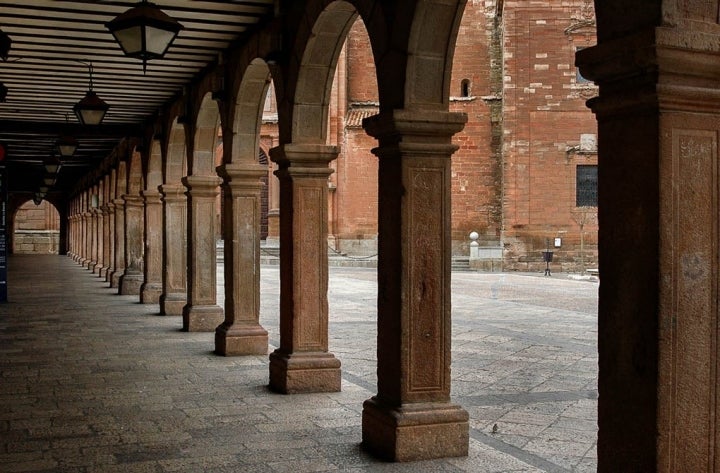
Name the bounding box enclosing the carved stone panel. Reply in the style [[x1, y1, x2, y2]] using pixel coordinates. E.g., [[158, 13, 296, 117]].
[[294, 182, 327, 352], [406, 166, 446, 395], [660, 123, 719, 472]]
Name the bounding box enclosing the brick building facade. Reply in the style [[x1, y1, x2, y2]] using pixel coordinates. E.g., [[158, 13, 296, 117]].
[[18, 1, 598, 271], [258, 0, 599, 271]]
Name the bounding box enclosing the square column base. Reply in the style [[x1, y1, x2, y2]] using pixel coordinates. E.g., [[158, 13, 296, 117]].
[[160, 293, 186, 316], [215, 323, 268, 356], [140, 283, 162, 304], [183, 304, 224, 332], [119, 273, 143, 295], [269, 351, 341, 394], [109, 271, 123, 288], [362, 397, 469, 462]]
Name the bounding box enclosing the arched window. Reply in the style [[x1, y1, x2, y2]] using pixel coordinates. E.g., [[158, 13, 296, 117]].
[[460, 79, 471, 98]]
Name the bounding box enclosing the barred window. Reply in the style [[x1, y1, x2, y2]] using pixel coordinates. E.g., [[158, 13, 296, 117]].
[[576, 165, 597, 207]]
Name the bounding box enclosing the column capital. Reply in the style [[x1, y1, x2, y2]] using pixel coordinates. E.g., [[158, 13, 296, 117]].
[[270, 143, 338, 179], [140, 189, 163, 204], [270, 143, 338, 166], [159, 184, 186, 203], [123, 194, 144, 207], [362, 109, 467, 151], [159, 183, 184, 194], [578, 26, 720, 116], [181, 175, 222, 194], [217, 163, 266, 191]]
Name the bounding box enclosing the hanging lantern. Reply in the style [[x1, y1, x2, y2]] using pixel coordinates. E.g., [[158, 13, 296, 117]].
[[74, 63, 109, 125], [106, 0, 183, 74]]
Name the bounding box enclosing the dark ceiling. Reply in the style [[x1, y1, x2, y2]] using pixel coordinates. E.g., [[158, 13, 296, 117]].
[[0, 0, 276, 197]]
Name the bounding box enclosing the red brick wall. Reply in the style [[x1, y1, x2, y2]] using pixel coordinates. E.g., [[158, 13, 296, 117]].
[[448, 2, 502, 251], [501, 1, 598, 270]]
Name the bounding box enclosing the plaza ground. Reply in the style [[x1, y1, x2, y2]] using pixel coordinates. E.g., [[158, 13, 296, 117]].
[[1, 255, 598, 472]]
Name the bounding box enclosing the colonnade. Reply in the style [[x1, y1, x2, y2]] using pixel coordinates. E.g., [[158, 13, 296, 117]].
[[61, 0, 720, 469]]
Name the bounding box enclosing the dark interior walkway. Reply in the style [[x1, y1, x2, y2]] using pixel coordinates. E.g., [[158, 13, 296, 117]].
[[0, 255, 597, 472]]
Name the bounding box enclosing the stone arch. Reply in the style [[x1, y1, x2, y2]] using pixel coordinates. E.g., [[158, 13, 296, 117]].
[[403, 0, 467, 109], [291, 1, 359, 144], [164, 118, 188, 185], [190, 93, 222, 175], [126, 146, 145, 196], [11, 198, 60, 255], [229, 58, 273, 164]]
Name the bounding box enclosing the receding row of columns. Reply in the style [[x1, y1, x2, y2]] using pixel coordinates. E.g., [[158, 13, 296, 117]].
[[66, 110, 469, 462]]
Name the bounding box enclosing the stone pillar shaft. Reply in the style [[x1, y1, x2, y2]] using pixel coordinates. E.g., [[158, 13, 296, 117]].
[[94, 208, 105, 275], [215, 164, 268, 356], [140, 189, 163, 304], [268, 144, 341, 393], [89, 204, 96, 269], [360, 110, 469, 462], [181, 175, 224, 331], [119, 195, 144, 295], [159, 184, 187, 316], [101, 205, 111, 279], [106, 203, 116, 283], [110, 198, 126, 288], [578, 24, 720, 472]]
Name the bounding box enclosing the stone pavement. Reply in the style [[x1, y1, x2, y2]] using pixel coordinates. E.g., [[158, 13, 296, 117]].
[[0, 255, 598, 472]]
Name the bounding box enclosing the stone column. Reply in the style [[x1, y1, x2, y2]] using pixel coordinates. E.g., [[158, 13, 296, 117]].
[[70, 213, 77, 259], [93, 207, 105, 275], [140, 188, 163, 303], [360, 110, 469, 461], [87, 209, 97, 270], [105, 201, 116, 284], [159, 184, 187, 316], [215, 164, 268, 355], [119, 194, 144, 295], [100, 203, 111, 279], [181, 175, 224, 331], [268, 144, 341, 393], [578, 18, 720, 472], [109, 197, 125, 288], [81, 211, 90, 266]]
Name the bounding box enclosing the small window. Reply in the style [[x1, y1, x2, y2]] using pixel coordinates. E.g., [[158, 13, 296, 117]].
[[576, 165, 597, 207], [460, 79, 471, 97]]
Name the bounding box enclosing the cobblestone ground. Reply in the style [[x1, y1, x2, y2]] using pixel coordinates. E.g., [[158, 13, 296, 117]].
[[1, 255, 597, 472]]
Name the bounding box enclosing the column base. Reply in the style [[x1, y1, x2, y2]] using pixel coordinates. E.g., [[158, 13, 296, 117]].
[[99, 266, 108, 279], [109, 270, 124, 289], [269, 351, 341, 394], [95, 265, 106, 277], [183, 304, 224, 332], [119, 272, 143, 295], [160, 293, 186, 316], [215, 323, 268, 356], [140, 282, 163, 304], [361, 397, 469, 462]]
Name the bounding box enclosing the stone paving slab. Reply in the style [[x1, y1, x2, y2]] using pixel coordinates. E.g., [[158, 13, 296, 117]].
[[0, 255, 597, 472]]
